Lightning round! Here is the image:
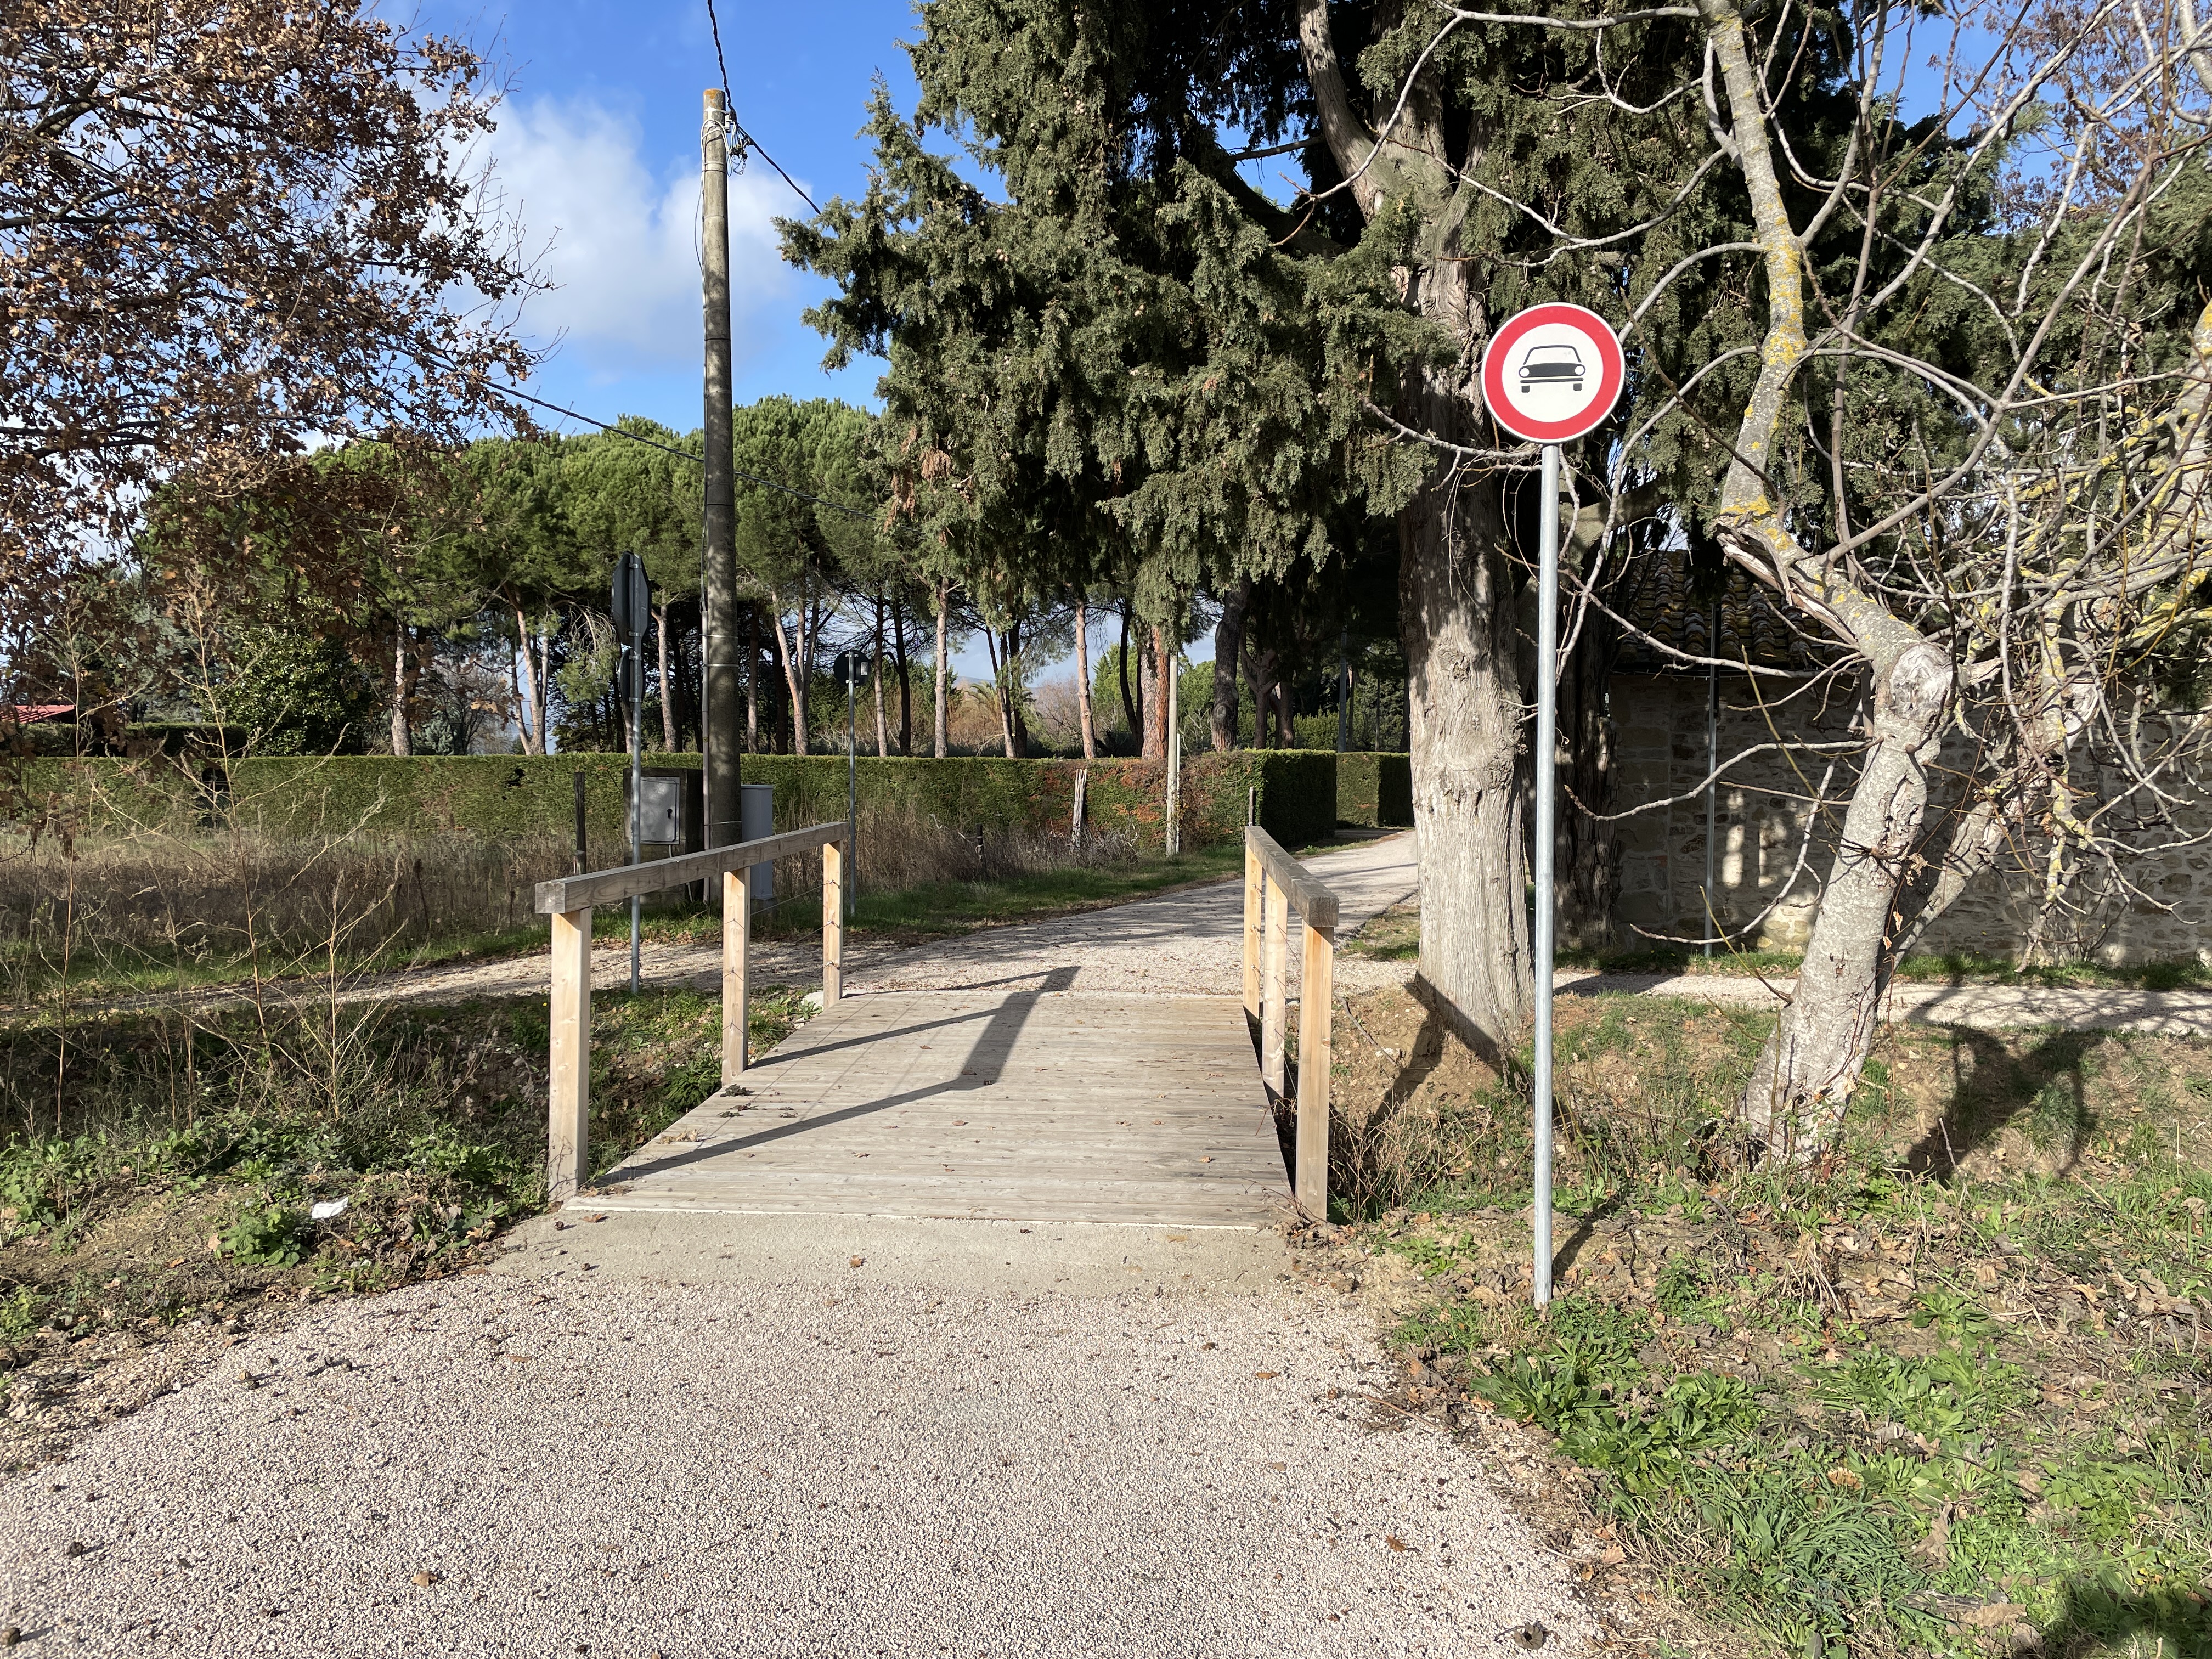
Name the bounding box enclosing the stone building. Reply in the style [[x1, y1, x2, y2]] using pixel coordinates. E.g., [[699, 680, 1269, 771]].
[[1600, 572, 2211, 968]]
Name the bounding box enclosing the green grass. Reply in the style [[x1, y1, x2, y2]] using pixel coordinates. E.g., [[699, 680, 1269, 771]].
[[0, 981, 814, 1341], [1334, 989, 2212, 1659]]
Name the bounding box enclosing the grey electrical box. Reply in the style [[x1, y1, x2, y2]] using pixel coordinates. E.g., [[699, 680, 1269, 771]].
[[625, 768, 702, 854], [636, 775, 682, 845], [741, 782, 774, 905]]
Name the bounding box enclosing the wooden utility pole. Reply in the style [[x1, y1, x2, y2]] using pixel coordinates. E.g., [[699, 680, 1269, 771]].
[[702, 89, 740, 849]]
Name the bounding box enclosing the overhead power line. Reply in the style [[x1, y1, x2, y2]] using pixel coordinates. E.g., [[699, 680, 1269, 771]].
[[493, 381, 872, 519], [704, 0, 820, 213]]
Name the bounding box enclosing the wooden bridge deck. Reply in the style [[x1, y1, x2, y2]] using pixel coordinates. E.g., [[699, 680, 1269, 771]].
[[582, 975, 1291, 1229]]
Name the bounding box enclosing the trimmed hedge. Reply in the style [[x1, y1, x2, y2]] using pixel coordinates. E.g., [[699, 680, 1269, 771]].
[[1336, 753, 1413, 827], [13, 749, 1343, 854]]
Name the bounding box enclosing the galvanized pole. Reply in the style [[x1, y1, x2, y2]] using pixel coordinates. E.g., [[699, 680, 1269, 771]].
[[847, 657, 858, 922], [1165, 652, 1181, 856], [701, 89, 740, 855], [629, 643, 643, 995], [1532, 442, 1560, 1308]]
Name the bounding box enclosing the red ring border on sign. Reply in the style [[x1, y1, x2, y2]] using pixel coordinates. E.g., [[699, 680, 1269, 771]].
[[1479, 302, 1626, 444]]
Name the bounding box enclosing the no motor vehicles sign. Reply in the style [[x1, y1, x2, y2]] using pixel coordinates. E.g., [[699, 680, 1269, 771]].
[[1479, 302, 1624, 443]]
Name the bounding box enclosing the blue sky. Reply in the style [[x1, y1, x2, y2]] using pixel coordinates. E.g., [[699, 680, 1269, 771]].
[[418, 0, 919, 436]]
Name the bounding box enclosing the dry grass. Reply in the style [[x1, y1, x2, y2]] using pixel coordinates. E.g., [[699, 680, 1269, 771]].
[[0, 826, 573, 1002]]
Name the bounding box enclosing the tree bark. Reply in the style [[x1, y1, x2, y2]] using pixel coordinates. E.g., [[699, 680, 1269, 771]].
[[1212, 579, 1249, 752], [766, 592, 809, 755], [654, 605, 676, 751], [1116, 600, 1141, 749], [511, 602, 539, 755], [891, 589, 913, 754], [1296, 0, 1533, 1050], [746, 605, 759, 753], [871, 595, 889, 758], [933, 582, 950, 757], [390, 625, 411, 757], [1149, 625, 1173, 760], [1074, 596, 1097, 759]]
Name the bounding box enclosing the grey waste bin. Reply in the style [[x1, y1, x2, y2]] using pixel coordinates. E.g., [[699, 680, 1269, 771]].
[[741, 782, 774, 905]]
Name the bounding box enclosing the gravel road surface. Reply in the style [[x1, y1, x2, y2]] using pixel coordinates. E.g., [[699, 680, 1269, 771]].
[[1, 1218, 1592, 1657]]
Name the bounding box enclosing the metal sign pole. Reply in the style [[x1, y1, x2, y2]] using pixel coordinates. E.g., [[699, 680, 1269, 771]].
[[847, 656, 858, 923], [629, 641, 642, 995], [1533, 442, 1560, 1308]]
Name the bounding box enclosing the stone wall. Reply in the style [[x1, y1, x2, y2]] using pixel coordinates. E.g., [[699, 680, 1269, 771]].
[[1606, 672, 2212, 967]]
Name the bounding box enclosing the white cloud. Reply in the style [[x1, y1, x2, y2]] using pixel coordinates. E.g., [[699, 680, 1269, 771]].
[[485, 96, 799, 373]]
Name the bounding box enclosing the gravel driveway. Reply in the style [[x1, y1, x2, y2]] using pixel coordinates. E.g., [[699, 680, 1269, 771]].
[[2, 1226, 1591, 1657]]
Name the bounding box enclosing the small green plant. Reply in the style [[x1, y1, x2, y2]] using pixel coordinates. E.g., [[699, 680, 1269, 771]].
[[0, 1285, 44, 1346], [222, 1205, 310, 1266]]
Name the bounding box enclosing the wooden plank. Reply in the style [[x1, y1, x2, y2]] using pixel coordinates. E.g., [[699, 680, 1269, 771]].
[[821, 836, 844, 1004], [1244, 827, 1338, 929], [547, 907, 592, 1203], [1296, 919, 1333, 1217], [582, 990, 1288, 1227], [1261, 881, 1289, 1097], [534, 820, 847, 915], [722, 868, 749, 1082], [1241, 844, 1262, 1021]]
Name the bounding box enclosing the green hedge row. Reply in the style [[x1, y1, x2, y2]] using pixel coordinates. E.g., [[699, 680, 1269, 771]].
[[14, 749, 1346, 853], [1336, 753, 1413, 827]]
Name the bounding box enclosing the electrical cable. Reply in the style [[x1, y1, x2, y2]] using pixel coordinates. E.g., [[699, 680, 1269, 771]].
[[704, 0, 819, 213], [491, 381, 871, 519]]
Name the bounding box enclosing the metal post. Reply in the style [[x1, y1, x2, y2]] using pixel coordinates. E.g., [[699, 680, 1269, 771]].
[[1705, 598, 1720, 960], [629, 644, 642, 996], [1533, 442, 1560, 1308], [846, 657, 857, 922]]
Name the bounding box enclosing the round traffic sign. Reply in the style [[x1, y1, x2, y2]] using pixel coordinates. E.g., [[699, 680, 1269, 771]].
[[1479, 303, 1625, 443]]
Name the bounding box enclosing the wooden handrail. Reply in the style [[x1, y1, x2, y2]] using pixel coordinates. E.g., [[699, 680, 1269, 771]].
[[1242, 827, 1334, 1220], [532, 821, 848, 915], [1244, 828, 1339, 929], [540, 819, 850, 1202]]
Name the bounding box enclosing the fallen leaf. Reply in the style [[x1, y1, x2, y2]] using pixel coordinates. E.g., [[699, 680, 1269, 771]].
[[1826, 1467, 1864, 1492], [1254, 1371, 1279, 1380], [1385, 1534, 1408, 1551], [849, 1256, 865, 1268], [410, 1570, 442, 1588], [1961, 1604, 2028, 1630]]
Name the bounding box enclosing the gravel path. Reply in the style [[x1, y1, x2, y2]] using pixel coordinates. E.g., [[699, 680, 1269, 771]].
[[2, 1251, 1590, 1656], [279, 832, 1423, 1009]]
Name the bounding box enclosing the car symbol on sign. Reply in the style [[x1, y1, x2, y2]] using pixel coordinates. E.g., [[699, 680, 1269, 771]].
[[1517, 342, 1585, 392]]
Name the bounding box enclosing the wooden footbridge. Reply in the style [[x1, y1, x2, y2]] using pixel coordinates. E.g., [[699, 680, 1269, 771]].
[[531, 823, 1339, 1229]]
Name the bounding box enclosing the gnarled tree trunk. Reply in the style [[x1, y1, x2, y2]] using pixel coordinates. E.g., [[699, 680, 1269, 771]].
[[1212, 579, 1249, 752]]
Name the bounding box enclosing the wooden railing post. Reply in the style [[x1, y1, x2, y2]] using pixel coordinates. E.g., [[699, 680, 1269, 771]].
[[822, 831, 845, 1004], [721, 868, 749, 1081], [1296, 919, 1334, 1217], [1261, 878, 1290, 1097], [548, 907, 592, 1202], [1241, 838, 1262, 1022]]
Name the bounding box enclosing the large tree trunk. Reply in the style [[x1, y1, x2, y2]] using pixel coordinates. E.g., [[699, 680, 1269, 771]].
[[1139, 628, 1161, 760], [390, 626, 411, 756], [1398, 391, 1532, 1051], [1212, 579, 1249, 752], [1741, 645, 1951, 1158], [654, 606, 676, 751], [1558, 614, 1621, 949], [871, 595, 889, 758], [891, 589, 913, 755], [933, 583, 950, 758], [1116, 601, 1141, 749], [766, 592, 809, 755], [1295, 0, 1532, 1052], [511, 602, 539, 754], [1074, 597, 1097, 759], [746, 606, 759, 753]]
